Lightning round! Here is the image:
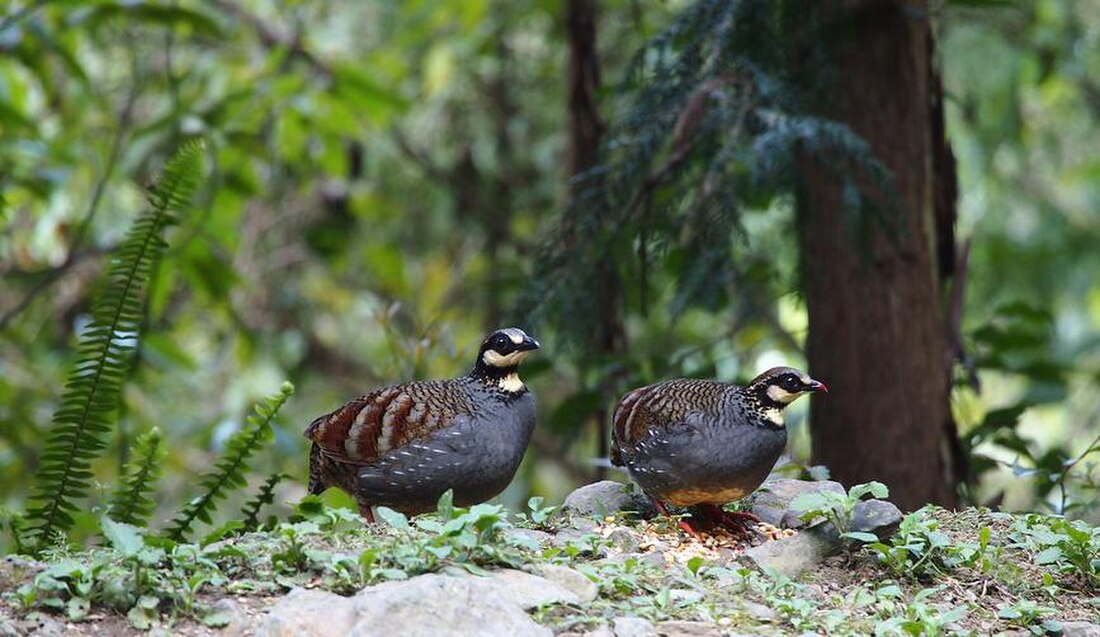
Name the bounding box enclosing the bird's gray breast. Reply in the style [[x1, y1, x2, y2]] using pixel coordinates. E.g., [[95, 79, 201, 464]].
[[623, 406, 787, 507], [357, 389, 536, 513]]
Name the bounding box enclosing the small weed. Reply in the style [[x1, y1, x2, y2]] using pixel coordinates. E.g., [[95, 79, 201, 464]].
[[789, 481, 889, 537], [996, 599, 1058, 635]]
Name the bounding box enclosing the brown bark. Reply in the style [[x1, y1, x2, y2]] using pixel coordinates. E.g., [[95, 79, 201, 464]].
[[565, 0, 620, 477], [565, 0, 604, 185], [797, 0, 960, 510]]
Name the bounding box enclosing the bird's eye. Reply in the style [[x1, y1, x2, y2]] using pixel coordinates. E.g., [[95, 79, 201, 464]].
[[492, 334, 509, 348]]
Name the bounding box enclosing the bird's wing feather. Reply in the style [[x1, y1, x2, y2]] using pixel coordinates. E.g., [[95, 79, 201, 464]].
[[303, 380, 467, 466], [612, 379, 731, 454]]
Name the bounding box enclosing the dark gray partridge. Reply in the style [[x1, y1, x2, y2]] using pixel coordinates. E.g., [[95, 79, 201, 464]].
[[611, 366, 826, 536], [304, 328, 539, 523]]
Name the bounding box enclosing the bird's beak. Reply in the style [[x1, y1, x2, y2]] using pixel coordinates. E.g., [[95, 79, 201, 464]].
[[808, 379, 828, 393], [519, 336, 540, 352]]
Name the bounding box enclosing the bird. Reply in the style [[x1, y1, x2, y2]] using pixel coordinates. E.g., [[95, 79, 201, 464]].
[[611, 366, 827, 536], [303, 327, 540, 523]]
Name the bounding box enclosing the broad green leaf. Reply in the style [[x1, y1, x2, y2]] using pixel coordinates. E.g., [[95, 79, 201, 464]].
[[375, 506, 409, 530], [100, 516, 145, 558]]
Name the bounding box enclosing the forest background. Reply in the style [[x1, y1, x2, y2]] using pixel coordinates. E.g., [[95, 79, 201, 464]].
[[2, 0, 1099, 546]]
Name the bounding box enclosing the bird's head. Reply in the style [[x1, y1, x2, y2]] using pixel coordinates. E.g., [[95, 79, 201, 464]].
[[749, 366, 827, 413], [472, 327, 540, 393]]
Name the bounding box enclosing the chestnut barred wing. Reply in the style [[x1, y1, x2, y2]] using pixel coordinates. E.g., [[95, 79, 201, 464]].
[[611, 379, 736, 463], [303, 380, 475, 465]]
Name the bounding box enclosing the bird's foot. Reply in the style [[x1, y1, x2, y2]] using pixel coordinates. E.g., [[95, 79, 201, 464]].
[[695, 504, 761, 539], [651, 498, 704, 537], [358, 502, 376, 524]]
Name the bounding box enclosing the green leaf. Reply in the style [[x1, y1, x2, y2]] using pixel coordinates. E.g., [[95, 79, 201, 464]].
[[375, 507, 410, 530], [127, 595, 161, 630], [842, 531, 880, 544], [83, 2, 223, 36], [100, 517, 145, 558], [435, 489, 454, 521], [67, 596, 89, 622], [848, 481, 889, 501], [789, 492, 830, 514], [1034, 547, 1062, 565], [200, 610, 233, 628]]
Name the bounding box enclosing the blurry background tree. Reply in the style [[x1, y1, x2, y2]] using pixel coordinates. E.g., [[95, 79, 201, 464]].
[[1, 0, 1099, 544]]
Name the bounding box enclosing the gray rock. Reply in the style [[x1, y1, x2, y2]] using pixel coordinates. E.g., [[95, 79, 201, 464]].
[[750, 478, 845, 528], [585, 628, 616, 637], [559, 481, 653, 519], [476, 567, 587, 608], [257, 588, 357, 637], [529, 564, 598, 604], [210, 598, 253, 636], [606, 528, 640, 553], [851, 500, 903, 539], [739, 600, 779, 622], [638, 550, 666, 569], [256, 571, 557, 637], [17, 616, 65, 637], [0, 619, 21, 637], [613, 616, 658, 637], [738, 524, 841, 577], [551, 528, 600, 550], [655, 620, 722, 636], [1061, 622, 1100, 637]]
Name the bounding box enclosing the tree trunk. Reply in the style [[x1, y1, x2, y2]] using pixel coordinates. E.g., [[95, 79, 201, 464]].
[[565, 0, 620, 477], [797, 0, 960, 510]]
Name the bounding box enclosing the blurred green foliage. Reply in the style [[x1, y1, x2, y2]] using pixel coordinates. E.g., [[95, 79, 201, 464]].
[[2, 0, 1100, 549]]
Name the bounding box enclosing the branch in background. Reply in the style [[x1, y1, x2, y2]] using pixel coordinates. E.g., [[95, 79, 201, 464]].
[[622, 76, 744, 218], [207, 0, 331, 78], [946, 238, 978, 391], [390, 128, 451, 184], [0, 0, 48, 35], [0, 74, 140, 331]]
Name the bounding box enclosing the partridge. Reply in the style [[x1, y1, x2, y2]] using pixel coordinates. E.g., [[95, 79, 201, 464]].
[[305, 328, 540, 522], [611, 366, 826, 535]]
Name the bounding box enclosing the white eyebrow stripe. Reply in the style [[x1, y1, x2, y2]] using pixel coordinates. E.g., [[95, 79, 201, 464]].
[[497, 327, 527, 344]]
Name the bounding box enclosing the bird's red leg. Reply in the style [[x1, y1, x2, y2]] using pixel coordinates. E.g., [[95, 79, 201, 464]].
[[700, 504, 759, 538], [651, 498, 700, 537], [358, 502, 376, 524]]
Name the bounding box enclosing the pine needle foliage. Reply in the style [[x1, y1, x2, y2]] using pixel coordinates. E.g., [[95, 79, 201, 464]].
[[239, 472, 288, 531], [166, 382, 294, 542], [107, 427, 167, 526], [23, 141, 205, 546], [525, 0, 895, 344]]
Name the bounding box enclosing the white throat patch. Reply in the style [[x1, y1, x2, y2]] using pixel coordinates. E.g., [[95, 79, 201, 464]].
[[498, 372, 525, 393], [482, 349, 531, 368], [762, 406, 784, 426], [766, 385, 801, 404]]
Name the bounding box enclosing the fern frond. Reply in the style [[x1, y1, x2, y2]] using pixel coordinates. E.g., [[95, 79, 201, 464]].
[[107, 427, 167, 526], [23, 141, 205, 546], [239, 472, 288, 531], [166, 382, 294, 541]]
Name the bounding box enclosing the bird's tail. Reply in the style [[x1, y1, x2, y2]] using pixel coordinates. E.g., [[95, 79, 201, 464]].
[[307, 443, 326, 495]]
